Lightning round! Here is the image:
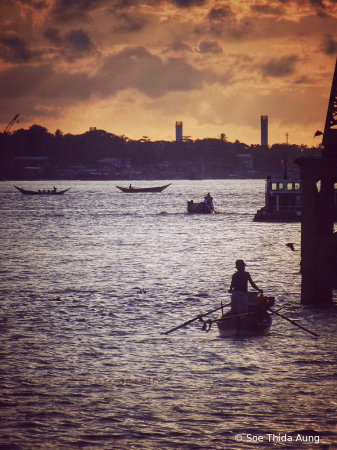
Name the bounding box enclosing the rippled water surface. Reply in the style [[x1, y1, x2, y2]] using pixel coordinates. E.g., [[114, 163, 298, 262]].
[[0, 180, 336, 450]]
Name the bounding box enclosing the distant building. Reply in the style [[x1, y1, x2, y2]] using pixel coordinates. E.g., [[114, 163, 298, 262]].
[[176, 121, 183, 142], [89, 127, 97, 131], [261, 115, 268, 146]]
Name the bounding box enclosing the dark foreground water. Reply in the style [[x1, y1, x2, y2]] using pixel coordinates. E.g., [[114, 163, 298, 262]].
[[0, 180, 336, 450]]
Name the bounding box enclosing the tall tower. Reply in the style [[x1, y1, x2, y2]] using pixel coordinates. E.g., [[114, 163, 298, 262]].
[[176, 121, 183, 142], [261, 115, 268, 146]]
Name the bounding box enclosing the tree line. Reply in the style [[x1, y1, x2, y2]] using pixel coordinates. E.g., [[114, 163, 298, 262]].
[[0, 124, 320, 174]]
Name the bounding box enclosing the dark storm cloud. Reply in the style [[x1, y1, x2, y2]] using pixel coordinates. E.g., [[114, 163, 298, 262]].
[[111, 13, 147, 33], [0, 34, 36, 63], [250, 4, 285, 15], [0, 46, 204, 102], [197, 40, 222, 53], [208, 6, 234, 22], [202, 6, 254, 42], [50, 0, 107, 22], [320, 33, 337, 55], [17, 0, 48, 10], [43, 28, 63, 45], [95, 46, 203, 98], [49, 0, 208, 22], [43, 27, 97, 61], [65, 29, 94, 52], [171, 0, 206, 6], [260, 55, 299, 77], [0, 64, 91, 100], [164, 40, 193, 52]]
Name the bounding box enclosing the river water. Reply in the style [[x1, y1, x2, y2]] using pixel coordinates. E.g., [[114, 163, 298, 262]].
[[0, 180, 336, 450]]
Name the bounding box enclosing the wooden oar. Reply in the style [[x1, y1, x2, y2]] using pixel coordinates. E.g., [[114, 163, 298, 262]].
[[163, 302, 231, 335], [211, 312, 255, 323], [269, 308, 319, 337]]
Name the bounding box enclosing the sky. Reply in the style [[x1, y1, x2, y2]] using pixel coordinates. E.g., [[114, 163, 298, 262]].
[[0, 0, 337, 146]]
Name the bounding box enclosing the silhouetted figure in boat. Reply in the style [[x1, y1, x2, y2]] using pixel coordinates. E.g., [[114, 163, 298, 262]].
[[53, 187, 57, 193], [203, 192, 214, 212], [129, 184, 132, 189], [228, 260, 263, 315]]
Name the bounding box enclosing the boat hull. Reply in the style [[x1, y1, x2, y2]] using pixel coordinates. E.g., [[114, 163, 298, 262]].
[[253, 207, 301, 222], [217, 312, 272, 338], [116, 183, 171, 193], [187, 201, 214, 214], [14, 186, 70, 195]]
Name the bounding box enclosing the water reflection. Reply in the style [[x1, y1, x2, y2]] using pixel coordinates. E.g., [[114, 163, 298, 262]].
[[0, 180, 336, 449]]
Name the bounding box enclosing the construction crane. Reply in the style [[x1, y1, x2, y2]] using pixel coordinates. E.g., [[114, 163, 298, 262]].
[[3, 114, 19, 134]]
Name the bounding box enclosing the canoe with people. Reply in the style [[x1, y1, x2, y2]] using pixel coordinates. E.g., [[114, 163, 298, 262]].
[[187, 192, 215, 214], [116, 183, 172, 193], [14, 186, 70, 195]]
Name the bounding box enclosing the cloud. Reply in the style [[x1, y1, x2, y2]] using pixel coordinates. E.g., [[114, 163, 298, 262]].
[[260, 55, 299, 77], [320, 33, 337, 55], [207, 6, 235, 22], [111, 12, 147, 33], [49, 0, 207, 23], [43, 27, 98, 61], [197, 40, 222, 54], [0, 46, 204, 103], [164, 40, 193, 53], [95, 46, 204, 98], [201, 6, 255, 42], [171, 0, 206, 6], [0, 64, 91, 100], [65, 29, 94, 52], [17, 0, 48, 10], [50, 0, 107, 22], [250, 4, 285, 16], [43, 27, 63, 45], [0, 33, 38, 63]]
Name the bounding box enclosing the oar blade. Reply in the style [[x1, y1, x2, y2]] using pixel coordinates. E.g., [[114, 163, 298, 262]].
[[162, 302, 231, 335]]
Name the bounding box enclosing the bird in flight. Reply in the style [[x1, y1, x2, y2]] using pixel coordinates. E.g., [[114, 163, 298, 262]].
[[286, 243, 295, 251]]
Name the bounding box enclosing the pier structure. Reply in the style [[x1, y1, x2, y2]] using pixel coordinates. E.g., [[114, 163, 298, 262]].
[[295, 58, 337, 304]]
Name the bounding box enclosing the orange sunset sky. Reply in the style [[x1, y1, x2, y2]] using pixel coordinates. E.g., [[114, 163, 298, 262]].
[[0, 0, 336, 145]]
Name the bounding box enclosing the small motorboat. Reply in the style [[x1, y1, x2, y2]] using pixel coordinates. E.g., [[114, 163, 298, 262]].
[[187, 200, 214, 214], [216, 294, 275, 338], [116, 183, 171, 193], [14, 186, 70, 195]]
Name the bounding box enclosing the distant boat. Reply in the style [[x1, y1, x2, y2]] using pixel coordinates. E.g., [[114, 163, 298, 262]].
[[116, 183, 172, 193], [187, 200, 215, 214], [253, 177, 302, 222], [14, 186, 70, 196]]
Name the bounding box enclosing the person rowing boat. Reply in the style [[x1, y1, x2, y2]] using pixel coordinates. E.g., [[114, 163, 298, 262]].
[[228, 259, 263, 315]]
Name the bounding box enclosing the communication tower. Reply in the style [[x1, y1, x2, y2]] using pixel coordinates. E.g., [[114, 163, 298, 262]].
[[261, 115, 268, 146], [176, 121, 183, 142]]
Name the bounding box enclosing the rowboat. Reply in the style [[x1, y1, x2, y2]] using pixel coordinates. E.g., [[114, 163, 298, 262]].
[[216, 310, 272, 338], [197, 293, 274, 337], [116, 183, 171, 193], [14, 186, 70, 195], [216, 294, 274, 337], [187, 200, 215, 214]]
